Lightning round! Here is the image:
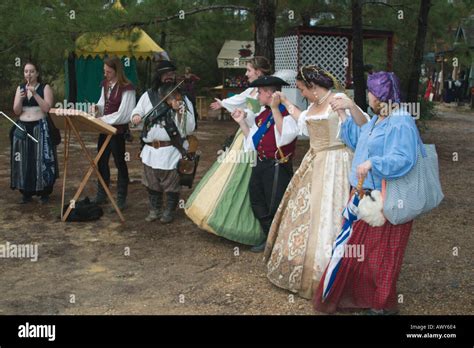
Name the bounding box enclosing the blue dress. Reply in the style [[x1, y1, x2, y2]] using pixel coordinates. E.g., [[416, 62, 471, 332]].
[[340, 108, 419, 190]]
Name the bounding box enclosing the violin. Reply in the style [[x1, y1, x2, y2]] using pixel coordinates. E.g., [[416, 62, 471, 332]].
[[165, 90, 185, 114]]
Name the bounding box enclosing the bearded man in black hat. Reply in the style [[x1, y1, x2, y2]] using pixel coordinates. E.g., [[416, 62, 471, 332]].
[[131, 60, 196, 224], [231, 76, 299, 252]]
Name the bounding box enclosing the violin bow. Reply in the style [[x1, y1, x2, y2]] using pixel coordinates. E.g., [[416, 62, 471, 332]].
[[0, 111, 39, 143], [143, 80, 185, 121]]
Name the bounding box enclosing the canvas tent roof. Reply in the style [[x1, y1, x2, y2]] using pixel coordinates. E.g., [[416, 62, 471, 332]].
[[75, 0, 164, 59], [217, 40, 255, 69], [75, 27, 164, 59]]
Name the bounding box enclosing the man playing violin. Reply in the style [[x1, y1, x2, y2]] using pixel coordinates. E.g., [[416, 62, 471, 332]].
[[131, 61, 196, 224]]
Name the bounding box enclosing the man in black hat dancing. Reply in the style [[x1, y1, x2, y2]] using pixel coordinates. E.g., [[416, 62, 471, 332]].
[[131, 60, 196, 224], [231, 76, 298, 252]]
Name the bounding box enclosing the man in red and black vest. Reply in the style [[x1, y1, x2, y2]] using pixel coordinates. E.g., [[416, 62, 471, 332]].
[[232, 76, 298, 252], [92, 56, 136, 210]]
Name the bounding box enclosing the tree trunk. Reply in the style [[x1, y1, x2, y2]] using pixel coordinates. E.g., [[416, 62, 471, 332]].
[[160, 30, 167, 49], [351, 0, 367, 111], [406, 0, 431, 103], [254, 0, 276, 68], [301, 12, 311, 27]]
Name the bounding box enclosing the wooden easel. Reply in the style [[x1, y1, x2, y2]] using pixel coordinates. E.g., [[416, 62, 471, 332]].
[[49, 108, 125, 222]]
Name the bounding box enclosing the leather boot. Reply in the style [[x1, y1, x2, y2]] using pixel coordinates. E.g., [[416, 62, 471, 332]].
[[145, 190, 163, 222], [160, 192, 180, 224], [116, 179, 128, 210], [92, 182, 108, 205]]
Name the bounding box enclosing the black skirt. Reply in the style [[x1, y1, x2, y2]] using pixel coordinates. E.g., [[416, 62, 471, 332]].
[[10, 119, 58, 197]]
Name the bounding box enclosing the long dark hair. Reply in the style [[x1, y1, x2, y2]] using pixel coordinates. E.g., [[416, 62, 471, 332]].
[[23, 61, 42, 84], [104, 56, 131, 87]]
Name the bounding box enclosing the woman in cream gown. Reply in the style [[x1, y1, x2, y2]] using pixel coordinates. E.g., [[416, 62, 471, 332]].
[[264, 66, 369, 299]]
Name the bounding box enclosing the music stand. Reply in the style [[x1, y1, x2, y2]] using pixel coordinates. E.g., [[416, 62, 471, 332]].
[[49, 108, 125, 222]]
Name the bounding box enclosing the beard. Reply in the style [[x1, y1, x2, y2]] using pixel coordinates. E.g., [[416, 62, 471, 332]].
[[162, 77, 175, 83]]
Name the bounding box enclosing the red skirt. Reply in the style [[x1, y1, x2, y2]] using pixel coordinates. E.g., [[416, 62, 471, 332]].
[[313, 219, 413, 313]]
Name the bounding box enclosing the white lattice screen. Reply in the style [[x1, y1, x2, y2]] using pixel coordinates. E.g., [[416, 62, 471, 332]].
[[300, 35, 348, 86], [275, 34, 349, 87], [275, 35, 298, 87]]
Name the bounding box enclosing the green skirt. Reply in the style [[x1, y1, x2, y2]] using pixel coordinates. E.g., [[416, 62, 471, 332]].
[[185, 129, 264, 245]]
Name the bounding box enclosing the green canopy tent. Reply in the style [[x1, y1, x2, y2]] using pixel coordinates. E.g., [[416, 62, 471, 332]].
[[65, 56, 138, 105], [65, 0, 164, 106]]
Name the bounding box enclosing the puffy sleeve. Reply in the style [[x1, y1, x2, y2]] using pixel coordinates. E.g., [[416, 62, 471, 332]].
[[244, 108, 257, 128], [184, 96, 196, 135], [130, 92, 150, 120], [369, 116, 419, 180], [340, 116, 361, 151], [275, 115, 299, 147], [220, 88, 253, 113], [100, 90, 136, 125], [96, 88, 105, 116], [297, 109, 311, 137], [243, 124, 258, 152]]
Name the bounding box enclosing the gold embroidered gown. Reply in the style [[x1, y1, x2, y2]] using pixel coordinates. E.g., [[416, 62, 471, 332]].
[[264, 103, 354, 299]]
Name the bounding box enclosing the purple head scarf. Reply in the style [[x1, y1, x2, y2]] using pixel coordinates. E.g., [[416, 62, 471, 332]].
[[367, 71, 401, 103]]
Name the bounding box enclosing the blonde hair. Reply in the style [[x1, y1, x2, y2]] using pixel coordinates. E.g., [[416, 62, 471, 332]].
[[248, 56, 273, 76]]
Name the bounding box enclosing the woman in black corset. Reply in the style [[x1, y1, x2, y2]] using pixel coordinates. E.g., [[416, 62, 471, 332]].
[[11, 61, 58, 204]]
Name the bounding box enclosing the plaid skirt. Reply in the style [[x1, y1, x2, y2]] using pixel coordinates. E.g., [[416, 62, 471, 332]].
[[313, 219, 413, 313]]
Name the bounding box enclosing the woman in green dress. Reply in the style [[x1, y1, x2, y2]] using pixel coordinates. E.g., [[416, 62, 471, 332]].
[[185, 56, 272, 246]]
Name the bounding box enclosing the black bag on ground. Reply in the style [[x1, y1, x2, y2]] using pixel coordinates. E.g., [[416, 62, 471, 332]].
[[62, 197, 103, 222]]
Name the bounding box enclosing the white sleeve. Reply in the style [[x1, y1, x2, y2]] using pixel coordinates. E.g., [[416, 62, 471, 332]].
[[244, 106, 265, 128], [275, 116, 299, 147], [244, 108, 256, 128], [100, 90, 136, 125], [331, 93, 370, 140], [220, 88, 253, 113], [297, 110, 310, 136], [184, 97, 196, 135], [96, 88, 105, 116], [130, 92, 150, 120], [243, 124, 258, 152]]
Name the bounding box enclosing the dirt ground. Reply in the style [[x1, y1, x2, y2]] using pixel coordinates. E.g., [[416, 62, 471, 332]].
[[0, 104, 472, 315]]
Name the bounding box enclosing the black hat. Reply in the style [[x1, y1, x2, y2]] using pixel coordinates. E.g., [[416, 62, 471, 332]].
[[155, 60, 176, 74], [249, 75, 289, 87]]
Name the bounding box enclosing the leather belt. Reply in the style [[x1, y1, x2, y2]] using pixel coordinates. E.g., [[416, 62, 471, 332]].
[[144, 140, 173, 149]]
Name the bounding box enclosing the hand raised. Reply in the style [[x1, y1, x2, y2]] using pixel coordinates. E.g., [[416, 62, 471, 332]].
[[329, 95, 353, 111], [210, 98, 222, 110], [270, 92, 281, 108], [231, 108, 246, 123]]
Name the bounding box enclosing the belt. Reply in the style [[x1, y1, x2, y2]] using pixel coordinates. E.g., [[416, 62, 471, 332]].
[[257, 150, 292, 163], [310, 144, 347, 152], [144, 140, 173, 149]]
